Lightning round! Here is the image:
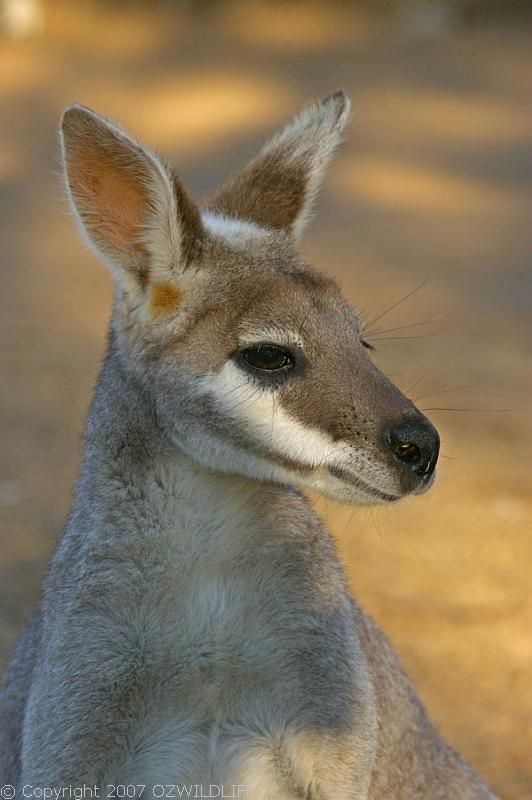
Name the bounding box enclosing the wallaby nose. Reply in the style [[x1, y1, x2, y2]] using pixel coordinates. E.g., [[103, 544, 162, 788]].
[[385, 417, 440, 481]]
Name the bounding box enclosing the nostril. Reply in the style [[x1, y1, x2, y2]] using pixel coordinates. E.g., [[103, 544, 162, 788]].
[[393, 440, 421, 465]]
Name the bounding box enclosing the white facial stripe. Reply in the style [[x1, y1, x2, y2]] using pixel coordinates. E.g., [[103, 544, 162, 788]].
[[202, 362, 347, 470], [194, 361, 400, 503]]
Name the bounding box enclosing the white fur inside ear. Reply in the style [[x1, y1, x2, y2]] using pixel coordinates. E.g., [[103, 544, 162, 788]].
[[202, 212, 269, 248]]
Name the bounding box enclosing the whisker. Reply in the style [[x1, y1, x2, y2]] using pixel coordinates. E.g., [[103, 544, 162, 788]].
[[367, 313, 447, 339], [421, 406, 511, 413], [367, 332, 441, 343], [346, 503, 358, 534], [220, 381, 250, 399], [405, 369, 432, 396], [296, 308, 313, 339], [318, 443, 354, 468], [362, 278, 430, 333], [224, 385, 261, 412], [271, 392, 278, 441], [413, 382, 480, 403]]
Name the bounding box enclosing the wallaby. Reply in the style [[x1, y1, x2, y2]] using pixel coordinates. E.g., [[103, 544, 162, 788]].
[[0, 92, 496, 798]]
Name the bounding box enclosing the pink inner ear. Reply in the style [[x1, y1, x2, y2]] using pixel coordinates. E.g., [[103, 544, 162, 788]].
[[63, 106, 205, 278], [68, 138, 151, 260]]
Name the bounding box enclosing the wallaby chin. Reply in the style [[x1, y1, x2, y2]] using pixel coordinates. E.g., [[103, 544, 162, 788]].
[[0, 94, 495, 799]]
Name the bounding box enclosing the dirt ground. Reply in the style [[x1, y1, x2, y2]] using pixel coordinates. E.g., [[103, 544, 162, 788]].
[[0, 2, 531, 796]]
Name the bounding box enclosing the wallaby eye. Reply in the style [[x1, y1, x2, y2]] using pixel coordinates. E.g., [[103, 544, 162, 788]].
[[361, 339, 375, 352], [239, 344, 295, 373]]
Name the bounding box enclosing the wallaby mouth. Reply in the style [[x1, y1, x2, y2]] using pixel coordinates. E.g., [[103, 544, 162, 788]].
[[327, 464, 402, 503]]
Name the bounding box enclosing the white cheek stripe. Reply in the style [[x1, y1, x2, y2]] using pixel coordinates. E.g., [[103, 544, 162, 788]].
[[200, 361, 349, 469]]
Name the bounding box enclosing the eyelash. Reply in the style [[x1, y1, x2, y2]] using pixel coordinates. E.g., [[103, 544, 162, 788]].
[[238, 344, 295, 373]]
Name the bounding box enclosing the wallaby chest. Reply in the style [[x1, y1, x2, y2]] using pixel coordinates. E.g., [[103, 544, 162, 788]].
[[101, 478, 363, 792]]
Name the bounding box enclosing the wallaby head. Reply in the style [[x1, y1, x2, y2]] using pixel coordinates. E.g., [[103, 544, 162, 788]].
[[60, 91, 439, 505]]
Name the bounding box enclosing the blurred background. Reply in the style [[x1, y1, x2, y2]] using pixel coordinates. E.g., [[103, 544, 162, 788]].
[[0, 0, 531, 795]]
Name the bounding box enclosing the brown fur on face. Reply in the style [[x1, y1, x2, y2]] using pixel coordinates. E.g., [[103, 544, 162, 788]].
[[134, 223, 420, 501]]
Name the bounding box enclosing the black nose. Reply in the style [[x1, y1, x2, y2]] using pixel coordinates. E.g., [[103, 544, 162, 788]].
[[386, 417, 440, 480]]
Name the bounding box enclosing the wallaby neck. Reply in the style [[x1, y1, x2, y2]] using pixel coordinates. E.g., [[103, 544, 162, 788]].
[[69, 331, 299, 555]]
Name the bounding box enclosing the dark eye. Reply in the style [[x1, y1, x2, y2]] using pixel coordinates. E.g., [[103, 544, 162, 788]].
[[361, 339, 375, 352], [239, 344, 295, 372]]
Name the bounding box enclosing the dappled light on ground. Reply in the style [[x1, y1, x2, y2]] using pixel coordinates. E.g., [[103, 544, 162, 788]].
[[333, 156, 528, 214], [355, 87, 532, 145], [219, 1, 374, 51], [91, 75, 297, 155], [46, 1, 180, 58]]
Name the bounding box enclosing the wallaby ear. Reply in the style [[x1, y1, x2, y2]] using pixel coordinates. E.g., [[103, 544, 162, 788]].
[[206, 91, 350, 240], [60, 105, 203, 290]]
